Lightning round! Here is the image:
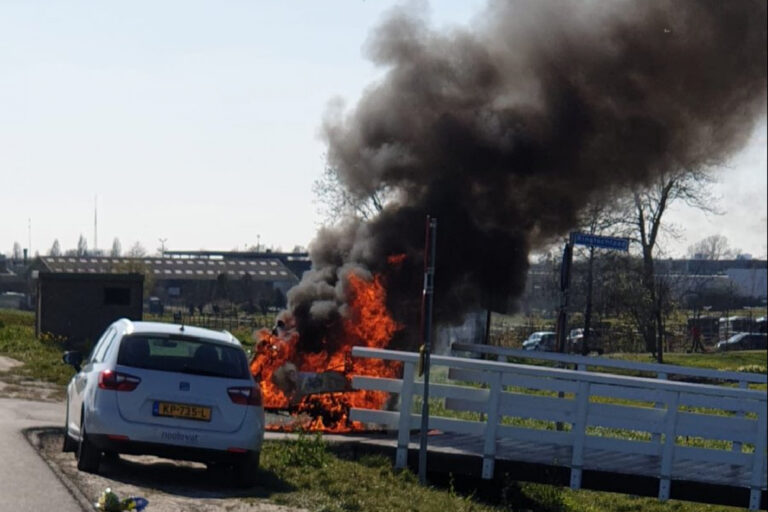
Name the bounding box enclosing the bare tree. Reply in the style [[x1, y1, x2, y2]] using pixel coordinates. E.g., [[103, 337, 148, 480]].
[[110, 238, 122, 257], [76, 235, 88, 256], [312, 165, 385, 223], [49, 239, 62, 257], [686, 234, 735, 260], [127, 242, 147, 258], [619, 167, 718, 362]]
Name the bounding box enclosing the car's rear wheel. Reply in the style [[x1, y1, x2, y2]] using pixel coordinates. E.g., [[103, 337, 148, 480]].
[[62, 402, 77, 453], [233, 451, 260, 488], [77, 419, 101, 473]]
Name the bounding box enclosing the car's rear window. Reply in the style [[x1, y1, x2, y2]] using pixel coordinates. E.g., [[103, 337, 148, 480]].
[[117, 334, 249, 379]]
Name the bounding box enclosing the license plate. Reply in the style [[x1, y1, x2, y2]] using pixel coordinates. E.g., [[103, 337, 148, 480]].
[[153, 401, 211, 422]]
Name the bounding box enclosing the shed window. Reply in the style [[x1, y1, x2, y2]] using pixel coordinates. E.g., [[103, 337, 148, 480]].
[[104, 287, 131, 306]]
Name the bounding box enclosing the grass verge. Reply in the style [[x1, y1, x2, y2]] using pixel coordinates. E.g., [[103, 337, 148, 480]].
[[0, 309, 74, 386], [254, 432, 496, 512]]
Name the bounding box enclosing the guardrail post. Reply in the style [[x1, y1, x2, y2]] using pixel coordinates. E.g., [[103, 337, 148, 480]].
[[482, 371, 502, 479], [569, 380, 590, 490], [658, 390, 679, 502], [396, 361, 416, 470], [749, 405, 767, 511], [733, 380, 748, 453]]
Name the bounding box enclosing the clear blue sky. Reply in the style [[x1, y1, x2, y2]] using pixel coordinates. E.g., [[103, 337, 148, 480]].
[[1, 1, 765, 259]]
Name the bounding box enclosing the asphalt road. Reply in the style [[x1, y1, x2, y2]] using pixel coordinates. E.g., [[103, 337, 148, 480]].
[[0, 397, 82, 512]]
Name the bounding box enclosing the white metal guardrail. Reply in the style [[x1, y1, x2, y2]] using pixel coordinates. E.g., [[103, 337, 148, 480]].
[[349, 347, 768, 510]]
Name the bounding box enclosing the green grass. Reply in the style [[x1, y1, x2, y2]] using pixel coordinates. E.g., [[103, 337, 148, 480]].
[[0, 309, 75, 386], [252, 432, 744, 512], [254, 432, 498, 512], [616, 350, 767, 372]]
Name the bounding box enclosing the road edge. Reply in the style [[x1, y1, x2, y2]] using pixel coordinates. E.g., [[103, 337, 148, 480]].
[[23, 427, 93, 512]]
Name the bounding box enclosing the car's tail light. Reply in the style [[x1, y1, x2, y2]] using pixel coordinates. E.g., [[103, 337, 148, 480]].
[[99, 370, 141, 391], [227, 385, 262, 406]]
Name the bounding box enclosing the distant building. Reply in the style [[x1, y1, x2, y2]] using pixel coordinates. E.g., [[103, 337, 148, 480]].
[[656, 259, 767, 303], [32, 255, 300, 310], [163, 250, 311, 280], [521, 257, 768, 314]]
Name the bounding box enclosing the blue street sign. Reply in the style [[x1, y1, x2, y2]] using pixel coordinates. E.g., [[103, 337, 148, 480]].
[[570, 232, 629, 251]]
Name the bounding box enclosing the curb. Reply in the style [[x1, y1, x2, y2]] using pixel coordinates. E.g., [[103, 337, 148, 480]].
[[23, 427, 93, 512]]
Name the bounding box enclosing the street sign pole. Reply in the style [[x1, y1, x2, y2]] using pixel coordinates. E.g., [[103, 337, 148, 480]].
[[418, 216, 437, 485], [557, 238, 574, 353], [568, 232, 629, 355]]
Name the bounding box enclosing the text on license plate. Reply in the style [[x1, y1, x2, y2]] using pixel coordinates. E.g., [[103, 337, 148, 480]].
[[153, 401, 211, 422]]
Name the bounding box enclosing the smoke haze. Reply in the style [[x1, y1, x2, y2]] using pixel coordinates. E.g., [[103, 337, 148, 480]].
[[287, 0, 767, 351]]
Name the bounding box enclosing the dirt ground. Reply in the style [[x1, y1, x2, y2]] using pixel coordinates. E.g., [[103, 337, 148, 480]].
[[32, 429, 305, 512], [0, 355, 64, 401]]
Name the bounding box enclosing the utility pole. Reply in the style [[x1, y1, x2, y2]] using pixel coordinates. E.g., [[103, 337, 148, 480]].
[[158, 238, 167, 257]]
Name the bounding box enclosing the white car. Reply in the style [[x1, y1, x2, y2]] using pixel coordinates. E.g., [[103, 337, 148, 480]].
[[62, 319, 264, 486], [522, 331, 556, 351]]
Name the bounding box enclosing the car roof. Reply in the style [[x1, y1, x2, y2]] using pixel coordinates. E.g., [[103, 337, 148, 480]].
[[111, 319, 242, 347]]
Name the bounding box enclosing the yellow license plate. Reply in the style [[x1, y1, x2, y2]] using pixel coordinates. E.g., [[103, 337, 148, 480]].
[[154, 401, 211, 422]]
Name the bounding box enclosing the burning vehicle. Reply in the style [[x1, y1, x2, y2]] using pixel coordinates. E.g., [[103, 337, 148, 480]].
[[249, 272, 403, 432]]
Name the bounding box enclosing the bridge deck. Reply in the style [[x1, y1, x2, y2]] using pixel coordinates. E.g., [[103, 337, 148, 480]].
[[420, 431, 767, 489]]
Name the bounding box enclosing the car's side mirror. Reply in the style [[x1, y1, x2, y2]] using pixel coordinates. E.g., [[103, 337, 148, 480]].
[[62, 351, 83, 372]]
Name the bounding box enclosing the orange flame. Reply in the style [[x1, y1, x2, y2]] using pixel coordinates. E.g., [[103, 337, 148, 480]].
[[250, 271, 402, 432]]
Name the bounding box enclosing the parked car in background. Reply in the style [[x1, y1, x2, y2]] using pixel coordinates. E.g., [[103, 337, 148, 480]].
[[522, 331, 556, 351], [715, 332, 768, 351], [567, 328, 604, 355], [62, 319, 264, 487]]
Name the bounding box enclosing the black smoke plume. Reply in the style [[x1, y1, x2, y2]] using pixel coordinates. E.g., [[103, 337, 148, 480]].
[[286, 0, 767, 352]]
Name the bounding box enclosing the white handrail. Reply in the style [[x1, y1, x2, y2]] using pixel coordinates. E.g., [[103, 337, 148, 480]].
[[451, 342, 767, 385], [351, 347, 767, 401]]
